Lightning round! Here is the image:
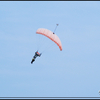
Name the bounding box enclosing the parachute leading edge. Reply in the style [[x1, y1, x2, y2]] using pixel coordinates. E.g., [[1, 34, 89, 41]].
[[36, 28, 62, 51]]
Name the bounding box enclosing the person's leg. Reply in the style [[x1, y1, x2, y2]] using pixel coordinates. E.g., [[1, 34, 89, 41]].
[[31, 58, 35, 64]]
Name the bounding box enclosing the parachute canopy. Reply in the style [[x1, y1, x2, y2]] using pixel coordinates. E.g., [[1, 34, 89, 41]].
[[36, 28, 62, 51]]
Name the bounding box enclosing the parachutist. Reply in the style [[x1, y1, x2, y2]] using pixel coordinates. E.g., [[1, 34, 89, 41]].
[[31, 51, 42, 64]]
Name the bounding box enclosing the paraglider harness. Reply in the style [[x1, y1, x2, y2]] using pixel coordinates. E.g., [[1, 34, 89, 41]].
[[31, 51, 42, 64]]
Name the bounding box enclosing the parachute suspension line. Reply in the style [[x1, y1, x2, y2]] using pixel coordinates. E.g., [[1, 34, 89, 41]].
[[40, 37, 52, 53], [41, 41, 58, 54], [39, 35, 49, 49], [37, 34, 47, 51], [41, 25, 58, 48], [43, 34, 56, 51], [39, 25, 59, 53], [41, 36, 58, 53], [36, 34, 42, 51], [36, 34, 41, 51], [40, 33, 56, 53], [37, 34, 51, 53], [53, 24, 59, 34], [42, 24, 59, 52]]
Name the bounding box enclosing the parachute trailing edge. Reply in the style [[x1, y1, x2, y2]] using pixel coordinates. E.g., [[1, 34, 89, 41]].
[[36, 28, 62, 51]]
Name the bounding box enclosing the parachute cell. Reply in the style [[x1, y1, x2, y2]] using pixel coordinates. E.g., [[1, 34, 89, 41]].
[[36, 28, 62, 51]]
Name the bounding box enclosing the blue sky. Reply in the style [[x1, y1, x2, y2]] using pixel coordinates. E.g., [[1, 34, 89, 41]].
[[0, 1, 100, 98]]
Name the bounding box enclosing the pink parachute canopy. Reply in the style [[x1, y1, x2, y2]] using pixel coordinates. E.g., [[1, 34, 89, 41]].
[[36, 28, 62, 51]]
